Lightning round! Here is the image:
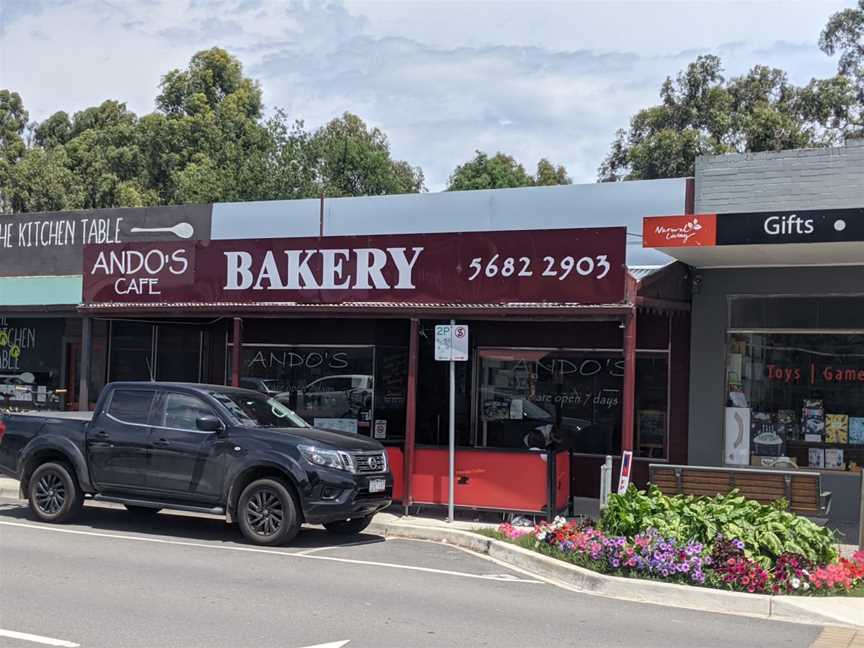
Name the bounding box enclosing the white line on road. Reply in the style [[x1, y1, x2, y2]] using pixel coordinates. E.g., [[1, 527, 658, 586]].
[[298, 642, 350, 648], [0, 520, 543, 584], [0, 629, 79, 647]]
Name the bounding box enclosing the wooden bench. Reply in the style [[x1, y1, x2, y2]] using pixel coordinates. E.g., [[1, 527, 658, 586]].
[[648, 464, 832, 519]]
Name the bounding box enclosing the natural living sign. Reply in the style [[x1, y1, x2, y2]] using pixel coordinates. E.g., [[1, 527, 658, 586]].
[[82, 227, 626, 306]]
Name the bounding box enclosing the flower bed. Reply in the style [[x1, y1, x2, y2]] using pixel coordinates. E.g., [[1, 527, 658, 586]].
[[491, 488, 864, 597]]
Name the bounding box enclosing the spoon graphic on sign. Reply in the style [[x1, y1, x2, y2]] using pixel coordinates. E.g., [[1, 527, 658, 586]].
[[129, 222, 194, 239]]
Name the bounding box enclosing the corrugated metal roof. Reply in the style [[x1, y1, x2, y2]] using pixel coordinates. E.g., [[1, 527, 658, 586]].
[[78, 301, 633, 318], [79, 301, 628, 310], [627, 265, 665, 282]]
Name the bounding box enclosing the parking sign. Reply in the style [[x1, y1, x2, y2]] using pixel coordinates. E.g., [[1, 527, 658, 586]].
[[434, 324, 469, 361]]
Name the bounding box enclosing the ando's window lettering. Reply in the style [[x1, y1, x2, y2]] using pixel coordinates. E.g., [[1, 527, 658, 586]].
[[234, 346, 375, 434]]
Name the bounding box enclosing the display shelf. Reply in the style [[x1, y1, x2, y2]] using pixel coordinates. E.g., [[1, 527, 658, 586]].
[[786, 440, 864, 449]]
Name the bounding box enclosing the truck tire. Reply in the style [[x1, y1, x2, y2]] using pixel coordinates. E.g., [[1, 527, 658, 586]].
[[28, 462, 84, 524], [124, 505, 161, 516], [237, 478, 300, 546], [323, 515, 373, 535]]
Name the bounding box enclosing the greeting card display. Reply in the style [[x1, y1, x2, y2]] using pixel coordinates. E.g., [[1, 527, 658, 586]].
[[850, 417, 864, 445], [777, 409, 799, 441], [802, 403, 825, 439], [825, 414, 849, 443], [808, 448, 825, 469], [751, 412, 784, 457], [825, 448, 845, 470]]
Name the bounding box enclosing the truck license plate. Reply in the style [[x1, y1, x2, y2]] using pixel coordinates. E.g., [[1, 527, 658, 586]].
[[369, 478, 386, 493]]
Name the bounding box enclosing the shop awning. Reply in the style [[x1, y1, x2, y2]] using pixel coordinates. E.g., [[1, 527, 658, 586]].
[[77, 300, 635, 318], [642, 209, 864, 268]]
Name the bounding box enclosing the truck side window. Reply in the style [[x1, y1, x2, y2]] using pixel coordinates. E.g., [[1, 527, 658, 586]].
[[160, 393, 215, 431], [108, 389, 156, 425]]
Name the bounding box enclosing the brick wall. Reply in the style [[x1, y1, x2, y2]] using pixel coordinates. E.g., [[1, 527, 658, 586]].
[[694, 138, 864, 213]]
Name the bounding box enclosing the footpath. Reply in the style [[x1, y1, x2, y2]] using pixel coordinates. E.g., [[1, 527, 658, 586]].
[[1, 476, 860, 628]]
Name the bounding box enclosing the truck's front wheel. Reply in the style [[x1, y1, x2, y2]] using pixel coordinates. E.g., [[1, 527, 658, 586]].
[[28, 462, 83, 524], [237, 478, 300, 546]]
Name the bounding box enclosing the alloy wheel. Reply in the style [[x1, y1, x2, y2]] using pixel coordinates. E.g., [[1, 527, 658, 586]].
[[244, 488, 284, 537], [34, 472, 66, 515]]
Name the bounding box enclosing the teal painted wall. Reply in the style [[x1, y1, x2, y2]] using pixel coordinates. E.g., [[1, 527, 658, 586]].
[[0, 275, 82, 306]]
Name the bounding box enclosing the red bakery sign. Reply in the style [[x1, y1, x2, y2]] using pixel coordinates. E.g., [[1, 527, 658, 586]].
[[82, 227, 626, 305]]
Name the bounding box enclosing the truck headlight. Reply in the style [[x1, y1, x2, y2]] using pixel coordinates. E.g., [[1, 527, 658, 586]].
[[298, 445, 353, 472]]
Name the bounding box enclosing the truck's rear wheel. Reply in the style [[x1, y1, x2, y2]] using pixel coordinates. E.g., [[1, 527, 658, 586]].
[[237, 478, 300, 546], [28, 462, 83, 523], [323, 515, 373, 535]]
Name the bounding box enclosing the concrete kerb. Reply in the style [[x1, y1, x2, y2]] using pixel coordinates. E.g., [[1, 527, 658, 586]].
[[368, 520, 864, 629]]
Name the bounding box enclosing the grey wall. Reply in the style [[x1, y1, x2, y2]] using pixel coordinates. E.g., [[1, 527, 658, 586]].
[[212, 178, 688, 266], [689, 266, 864, 523], [695, 139, 864, 214]]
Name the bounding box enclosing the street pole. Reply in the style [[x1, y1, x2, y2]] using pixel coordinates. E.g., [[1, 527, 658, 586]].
[[448, 319, 456, 523], [858, 469, 863, 551]]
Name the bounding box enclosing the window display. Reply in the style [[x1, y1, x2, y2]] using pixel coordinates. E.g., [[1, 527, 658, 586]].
[[0, 317, 66, 410], [475, 348, 668, 457], [724, 332, 864, 473], [239, 345, 375, 435]]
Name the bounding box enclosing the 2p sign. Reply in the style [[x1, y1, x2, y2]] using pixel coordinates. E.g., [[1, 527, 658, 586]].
[[434, 324, 469, 361]]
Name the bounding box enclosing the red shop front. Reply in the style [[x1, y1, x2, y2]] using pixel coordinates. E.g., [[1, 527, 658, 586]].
[[79, 226, 691, 515]]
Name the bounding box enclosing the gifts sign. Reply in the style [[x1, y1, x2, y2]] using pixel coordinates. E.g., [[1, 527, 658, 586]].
[[82, 227, 627, 306]]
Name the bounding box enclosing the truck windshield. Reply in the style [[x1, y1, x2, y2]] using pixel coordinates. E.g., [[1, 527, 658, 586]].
[[210, 391, 310, 428]]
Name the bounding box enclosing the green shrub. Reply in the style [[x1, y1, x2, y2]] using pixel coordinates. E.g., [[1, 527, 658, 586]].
[[601, 485, 837, 568]]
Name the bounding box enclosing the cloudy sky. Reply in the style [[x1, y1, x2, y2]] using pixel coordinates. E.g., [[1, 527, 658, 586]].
[[0, 0, 852, 189]]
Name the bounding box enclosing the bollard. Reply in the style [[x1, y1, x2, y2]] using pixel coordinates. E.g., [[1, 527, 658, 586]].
[[859, 470, 863, 551], [599, 455, 613, 510]]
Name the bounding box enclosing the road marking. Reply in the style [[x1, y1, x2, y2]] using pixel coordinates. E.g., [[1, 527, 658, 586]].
[[0, 520, 542, 585], [0, 629, 79, 647], [296, 540, 381, 555], [298, 642, 350, 648]]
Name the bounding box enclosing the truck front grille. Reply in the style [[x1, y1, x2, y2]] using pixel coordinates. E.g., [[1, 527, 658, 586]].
[[354, 452, 387, 474]]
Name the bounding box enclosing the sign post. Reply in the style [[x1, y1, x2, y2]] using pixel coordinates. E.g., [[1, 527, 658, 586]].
[[617, 450, 633, 495], [435, 322, 469, 522]]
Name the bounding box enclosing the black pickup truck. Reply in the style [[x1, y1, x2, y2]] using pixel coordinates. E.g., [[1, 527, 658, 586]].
[[0, 382, 393, 545]]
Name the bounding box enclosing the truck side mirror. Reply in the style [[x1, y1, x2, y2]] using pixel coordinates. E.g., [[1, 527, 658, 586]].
[[197, 415, 225, 433]]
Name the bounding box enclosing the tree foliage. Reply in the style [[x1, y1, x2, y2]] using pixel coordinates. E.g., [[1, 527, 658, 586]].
[[447, 151, 571, 191], [600, 3, 864, 181], [1, 47, 424, 214]]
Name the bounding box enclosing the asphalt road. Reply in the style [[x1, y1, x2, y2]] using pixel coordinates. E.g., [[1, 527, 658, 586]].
[[0, 499, 822, 648]]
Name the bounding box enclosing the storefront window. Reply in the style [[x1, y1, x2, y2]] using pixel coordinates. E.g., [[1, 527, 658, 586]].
[[239, 345, 375, 435], [724, 332, 864, 473], [0, 317, 66, 410], [476, 349, 623, 453], [473, 348, 668, 457], [109, 320, 211, 384], [635, 354, 669, 459], [109, 321, 154, 381], [373, 346, 408, 443]]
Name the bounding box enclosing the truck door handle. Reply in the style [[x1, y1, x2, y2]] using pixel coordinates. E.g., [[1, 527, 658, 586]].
[[94, 430, 109, 439], [153, 438, 170, 447]]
